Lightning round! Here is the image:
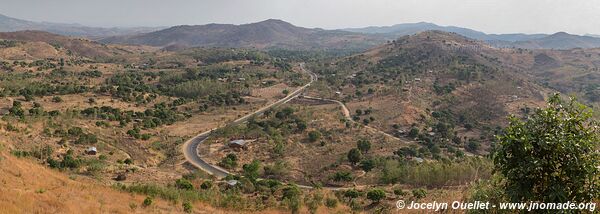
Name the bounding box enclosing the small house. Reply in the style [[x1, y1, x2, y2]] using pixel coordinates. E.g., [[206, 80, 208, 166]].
[[85, 147, 97, 155], [228, 140, 247, 150], [226, 180, 239, 187]]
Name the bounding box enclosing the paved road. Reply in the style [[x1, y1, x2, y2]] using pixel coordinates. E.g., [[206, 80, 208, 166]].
[[182, 63, 316, 180]]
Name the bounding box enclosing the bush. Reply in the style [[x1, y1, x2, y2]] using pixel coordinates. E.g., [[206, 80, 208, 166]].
[[182, 201, 193, 213], [366, 188, 386, 203], [325, 198, 338, 208], [412, 188, 427, 199], [52, 96, 63, 103], [124, 158, 133, 165], [175, 178, 194, 190], [142, 197, 153, 207], [308, 131, 321, 142], [408, 127, 419, 138], [219, 153, 238, 169], [344, 189, 360, 199], [200, 180, 213, 190], [332, 171, 353, 182], [393, 189, 406, 196]]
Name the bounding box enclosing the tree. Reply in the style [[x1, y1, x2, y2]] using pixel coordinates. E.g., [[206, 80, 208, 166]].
[[408, 127, 419, 138], [308, 131, 321, 142], [9, 101, 24, 118], [494, 94, 600, 203], [367, 188, 386, 203], [347, 148, 362, 165], [360, 159, 376, 172], [357, 139, 371, 153]]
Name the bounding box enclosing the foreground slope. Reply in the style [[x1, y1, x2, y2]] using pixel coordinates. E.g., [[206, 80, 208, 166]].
[[0, 142, 223, 214]]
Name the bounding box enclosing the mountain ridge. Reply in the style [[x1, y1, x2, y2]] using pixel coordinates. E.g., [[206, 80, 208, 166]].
[[0, 13, 163, 38]]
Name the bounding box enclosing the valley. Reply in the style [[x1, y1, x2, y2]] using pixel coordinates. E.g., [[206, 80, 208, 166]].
[[0, 9, 598, 214]]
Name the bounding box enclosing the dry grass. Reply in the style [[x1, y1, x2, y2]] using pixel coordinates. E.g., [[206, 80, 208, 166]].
[[0, 144, 225, 214]]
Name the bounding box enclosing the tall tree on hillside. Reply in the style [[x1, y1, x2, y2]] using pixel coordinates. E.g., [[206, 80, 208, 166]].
[[494, 94, 599, 203]]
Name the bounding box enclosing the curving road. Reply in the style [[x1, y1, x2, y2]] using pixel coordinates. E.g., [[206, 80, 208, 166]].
[[182, 63, 316, 179]]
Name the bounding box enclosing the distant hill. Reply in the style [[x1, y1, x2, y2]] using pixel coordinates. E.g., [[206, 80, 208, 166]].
[[343, 22, 600, 49], [342, 22, 547, 42], [0, 13, 163, 39], [101, 19, 384, 51], [492, 32, 600, 49]]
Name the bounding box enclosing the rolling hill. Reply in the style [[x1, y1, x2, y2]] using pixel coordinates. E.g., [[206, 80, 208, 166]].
[[0, 30, 145, 59], [344, 22, 600, 49], [101, 19, 384, 51], [0, 13, 163, 39]]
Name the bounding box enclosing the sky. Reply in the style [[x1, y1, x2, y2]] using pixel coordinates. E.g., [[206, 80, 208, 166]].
[[1, 0, 599, 35]]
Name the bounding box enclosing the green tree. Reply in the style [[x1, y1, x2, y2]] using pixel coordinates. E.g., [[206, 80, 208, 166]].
[[366, 188, 386, 203], [494, 95, 600, 203], [347, 148, 362, 165], [9, 101, 24, 118], [357, 139, 371, 153], [360, 159, 376, 172]]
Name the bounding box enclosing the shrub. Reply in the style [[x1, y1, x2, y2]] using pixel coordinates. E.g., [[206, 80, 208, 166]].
[[175, 178, 194, 190], [182, 201, 193, 213], [344, 189, 360, 199], [219, 153, 238, 169], [366, 188, 386, 203], [200, 180, 213, 190], [308, 131, 321, 142], [325, 198, 338, 208], [52, 96, 63, 103], [242, 160, 261, 181], [124, 158, 133, 165], [412, 188, 427, 199], [142, 197, 153, 207], [393, 189, 406, 196], [332, 171, 353, 182]]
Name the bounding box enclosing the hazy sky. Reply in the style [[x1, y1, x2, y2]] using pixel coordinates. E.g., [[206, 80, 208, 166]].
[[1, 0, 599, 35]]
